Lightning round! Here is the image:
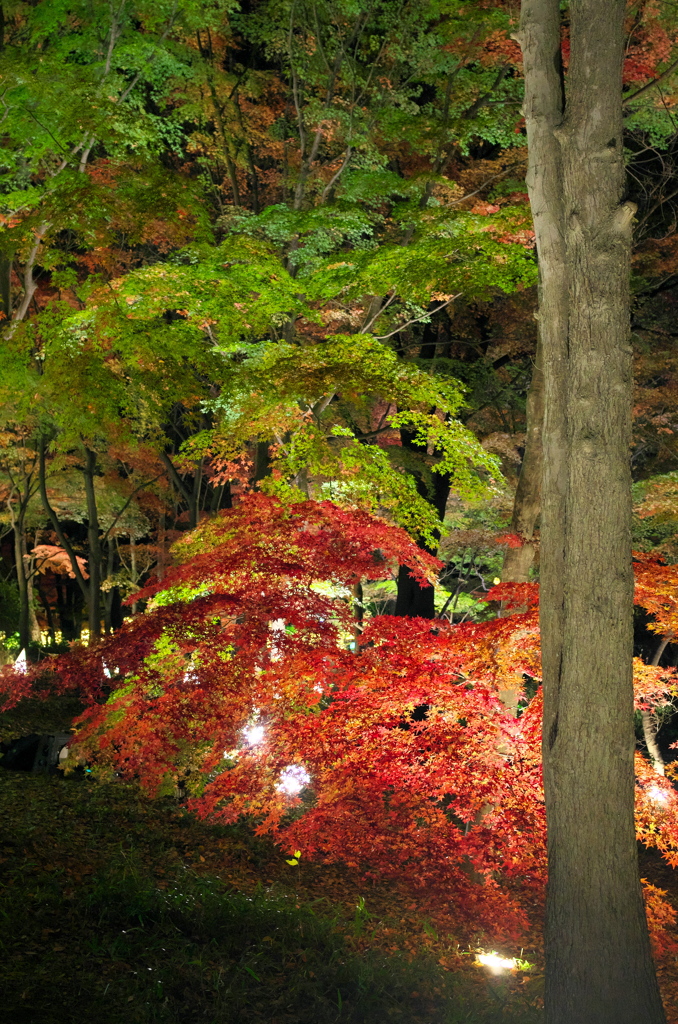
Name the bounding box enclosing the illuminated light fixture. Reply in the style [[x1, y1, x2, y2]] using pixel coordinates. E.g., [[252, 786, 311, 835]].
[[477, 952, 517, 973], [277, 765, 311, 796], [648, 784, 670, 806], [243, 724, 265, 746], [13, 649, 27, 674]]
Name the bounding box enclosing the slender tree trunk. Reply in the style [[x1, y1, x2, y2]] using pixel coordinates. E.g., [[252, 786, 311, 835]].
[[103, 538, 115, 634], [395, 328, 451, 618], [38, 436, 90, 603], [25, 562, 40, 643], [394, 461, 449, 619], [0, 253, 11, 320], [519, 1, 666, 1020], [641, 633, 673, 775], [37, 580, 56, 642], [129, 534, 139, 614], [82, 448, 102, 639], [12, 515, 30, 652], [156, 513, 166, 582]]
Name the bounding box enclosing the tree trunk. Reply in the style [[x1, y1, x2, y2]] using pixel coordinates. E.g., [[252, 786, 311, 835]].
[[25, 563, 41, 643], [394, 454, 449, 618], [103, 537, 115, 634], [12, 516, 30, 652], [395, 331, 451, 618], [519, 0, 666, 1021], [82, 448, 102, 639], [0, 253, 11, 320]]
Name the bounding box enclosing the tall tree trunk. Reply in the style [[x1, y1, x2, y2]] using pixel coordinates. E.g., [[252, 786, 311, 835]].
[[12, 515, 30, 652], [38, 436, 90, 613], [395, 324, 450, 618], [103, 538, 115, 634], [519, 1, 666, 1021], [25, 562, 41, 643], [0, 253, 11, 320], [82, 448, 102, 639], [394, 457, 449, 619]]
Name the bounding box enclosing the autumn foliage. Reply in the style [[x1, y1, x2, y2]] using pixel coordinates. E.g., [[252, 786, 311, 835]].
[[3, 495, 678, 951]]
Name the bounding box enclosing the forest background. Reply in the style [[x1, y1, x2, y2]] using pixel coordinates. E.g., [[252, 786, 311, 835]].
[[3, 0, 678, 1018]]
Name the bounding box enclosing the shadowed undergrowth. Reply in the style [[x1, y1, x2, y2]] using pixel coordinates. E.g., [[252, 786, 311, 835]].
[[0, 771, 545, 1024]]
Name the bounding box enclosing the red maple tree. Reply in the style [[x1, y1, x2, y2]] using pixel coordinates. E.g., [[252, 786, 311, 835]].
[[3, 495, 678, 949]]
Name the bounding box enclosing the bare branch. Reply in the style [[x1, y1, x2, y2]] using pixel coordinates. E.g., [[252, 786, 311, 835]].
[[372, 294, 462, 341], [359, 291, 397, 334]]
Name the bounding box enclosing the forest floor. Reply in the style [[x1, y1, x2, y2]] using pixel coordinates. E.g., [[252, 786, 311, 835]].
[[0, 769, 676, 1024]]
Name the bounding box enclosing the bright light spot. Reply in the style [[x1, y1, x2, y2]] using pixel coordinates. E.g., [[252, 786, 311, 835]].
[[13, 649, 27, 674], [477, 952, 516, 974], [648, 784, 670, 806], [277, 765, 311, 796], [183, 661, 199, 685], [243, 724, 265, 746]]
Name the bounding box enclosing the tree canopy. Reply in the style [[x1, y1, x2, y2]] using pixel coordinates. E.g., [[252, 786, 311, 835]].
[[2, 0, 678, 1016]]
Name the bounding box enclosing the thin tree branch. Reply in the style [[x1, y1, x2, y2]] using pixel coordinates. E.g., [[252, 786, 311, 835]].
[[372, 294, 462, 341], [359, 291, 397, 334], [102, 473, 164, 542], [117, 2, 179, 105], [319, 146, 353, 204], [462, 65, 509, 120], [159, 450, 193, 505], [623, 56, 678, 107]]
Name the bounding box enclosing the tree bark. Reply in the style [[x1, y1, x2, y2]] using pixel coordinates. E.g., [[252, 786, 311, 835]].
[[0, 253, 11, 320], [518, 0, 666, 1021], [501, 337, 544, 583], [82, 448, 102, 639]]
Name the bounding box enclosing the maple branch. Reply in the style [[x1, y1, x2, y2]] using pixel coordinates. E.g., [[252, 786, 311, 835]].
[[102, 473, 164, 542], [372, 294, 462, 341], [159, 451, 193, 506], [8, 223, 49, 332], [78, 135, 96, 174], [103, 1, 125, 78], [448, 163, 522, 208], [117, 1, 179, 106], [623, 56, 678, 108], [312, 392, 336, 418], [359, 291, 397, 334], [289, 5, 307, 162], [319, 146, 353, 204], [651, 632, 674, 667], [462, 65, 509, 120]]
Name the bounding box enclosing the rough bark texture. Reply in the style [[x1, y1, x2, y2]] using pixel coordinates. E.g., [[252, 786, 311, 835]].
[[519, 0, 666, 1021], [501, 338, 543, 583]]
